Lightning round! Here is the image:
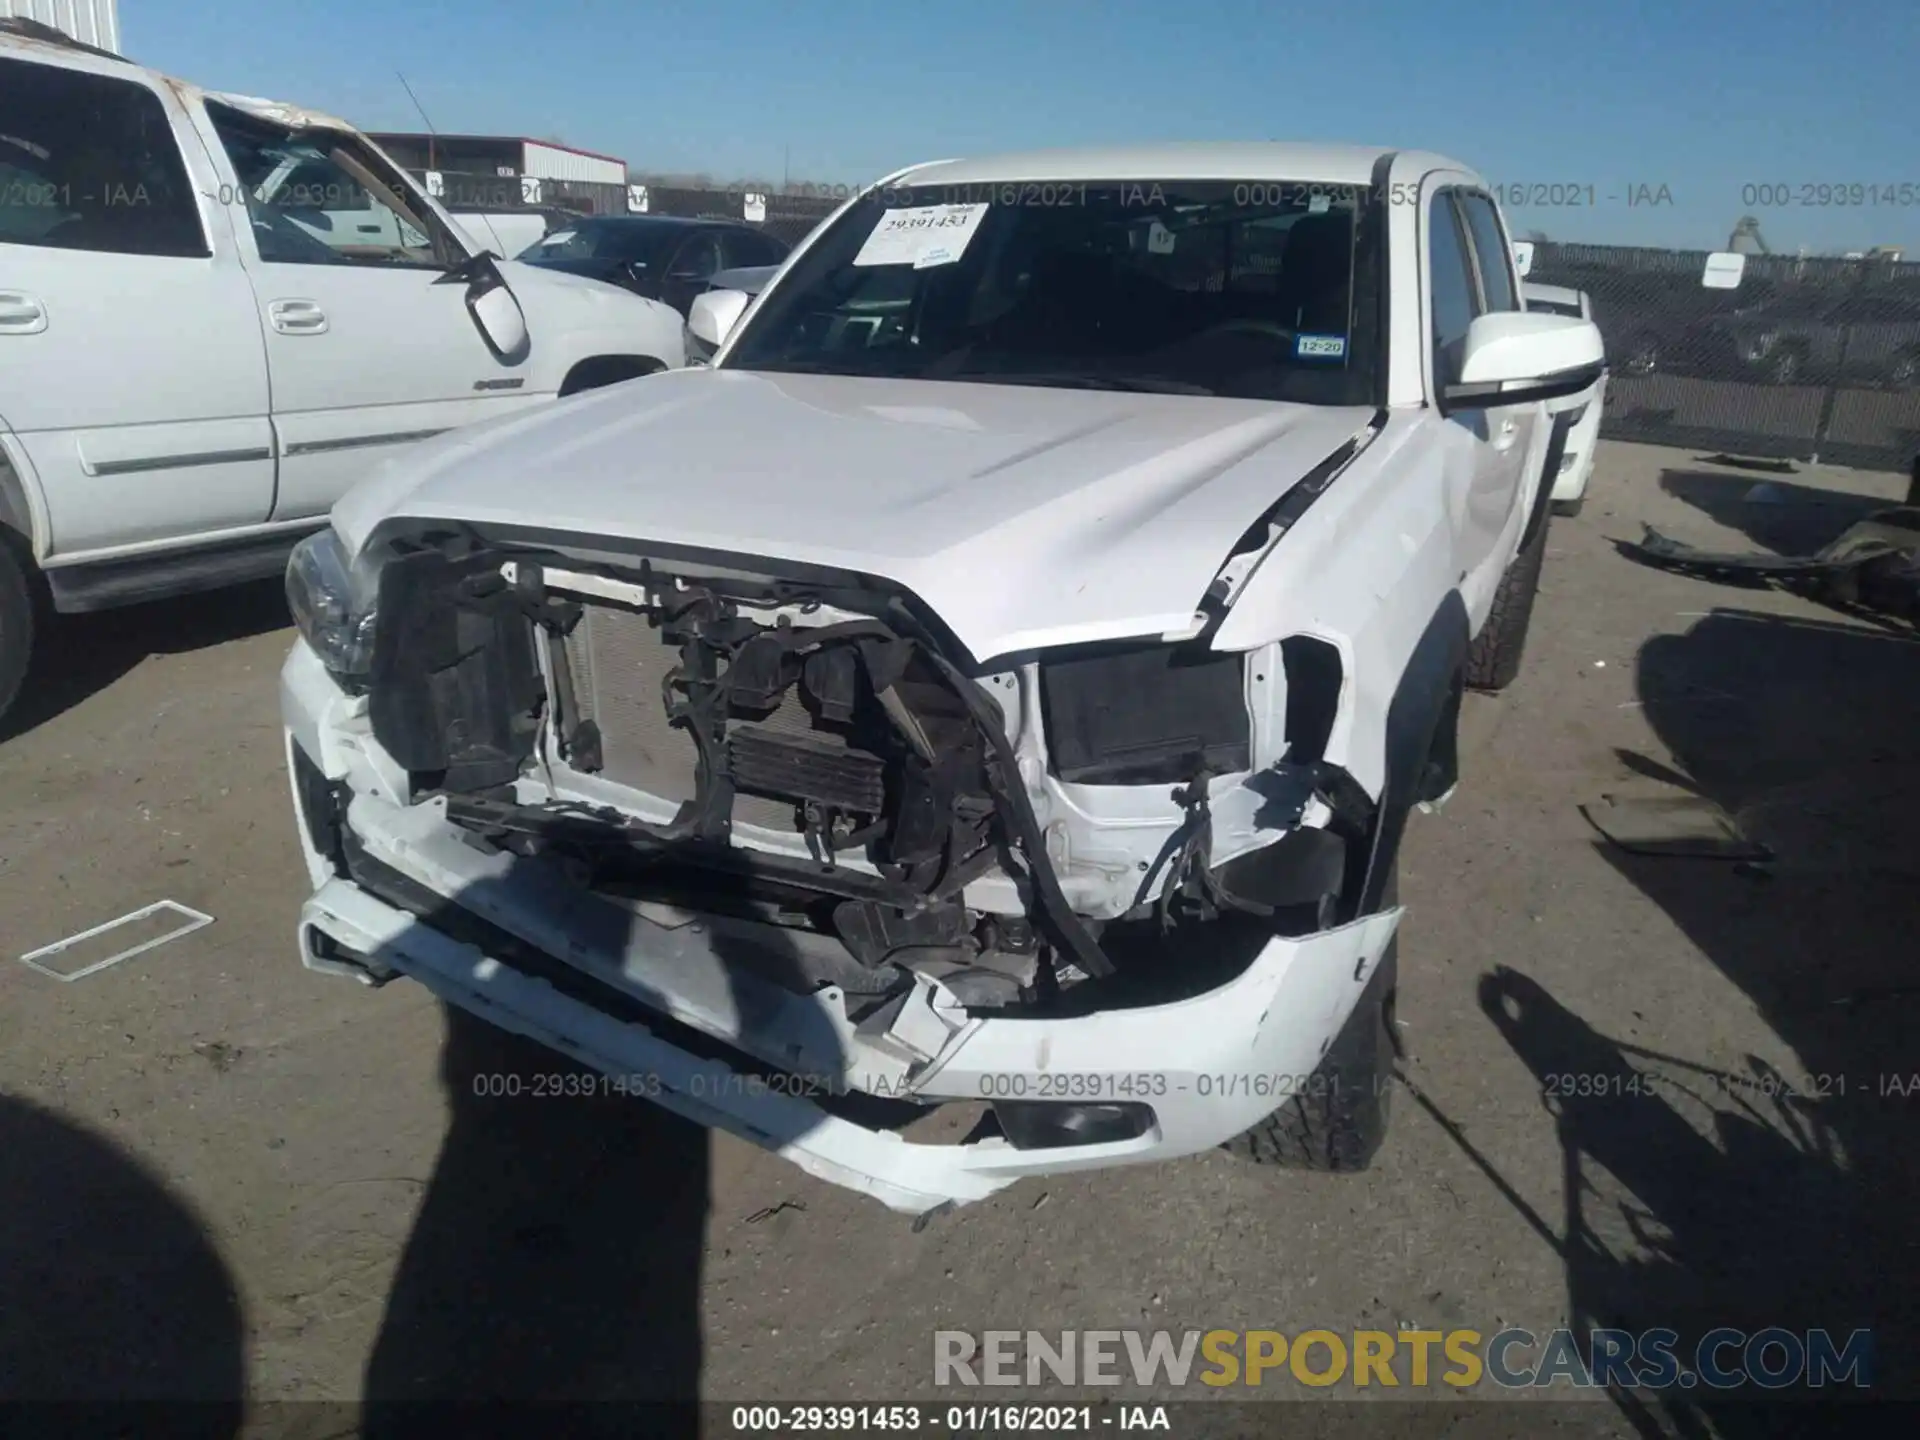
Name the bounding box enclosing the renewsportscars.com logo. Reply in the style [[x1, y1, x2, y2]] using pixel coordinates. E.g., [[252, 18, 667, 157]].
[[934, 1328, 1874, 1391]]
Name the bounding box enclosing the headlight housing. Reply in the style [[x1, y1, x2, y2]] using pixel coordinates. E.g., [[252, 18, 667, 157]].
[[1037, 640, 1250, 785], [286, 528, 380, 682]]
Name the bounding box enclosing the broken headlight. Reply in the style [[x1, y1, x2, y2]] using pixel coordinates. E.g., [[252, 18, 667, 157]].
[[286, 528, 379, 682], [1038, 640, 1251, 785]]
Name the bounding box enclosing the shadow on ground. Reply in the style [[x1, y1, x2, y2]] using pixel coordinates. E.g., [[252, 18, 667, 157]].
[[1658, 469, 1890, 558], [347, 834, 885, 1433], [361, 1007, 710, 1435], [1, 578, 290, 744], [1480, 605, 1920, 1435], [0, 1093, 243, 1435]]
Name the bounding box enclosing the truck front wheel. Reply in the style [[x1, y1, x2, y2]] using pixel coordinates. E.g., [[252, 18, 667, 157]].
[[1226, 940, 1397, 1171], [0, 531, 37, 725], [1464, 506, 1549, 692], [1227, 868, 1400, 1173]]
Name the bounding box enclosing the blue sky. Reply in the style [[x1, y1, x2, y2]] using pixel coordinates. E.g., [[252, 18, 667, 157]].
[[133, 0, 1920, 253]]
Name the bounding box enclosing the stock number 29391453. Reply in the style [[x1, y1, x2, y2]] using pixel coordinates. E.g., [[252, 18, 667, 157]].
[[976, 1073, 1169, 1099]]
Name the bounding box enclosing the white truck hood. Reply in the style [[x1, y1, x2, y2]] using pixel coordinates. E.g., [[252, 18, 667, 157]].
[[496, 258, 682, 329], [333, 368, 1373, 663]]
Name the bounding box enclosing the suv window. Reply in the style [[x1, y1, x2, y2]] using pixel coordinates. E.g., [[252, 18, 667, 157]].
[[205, 101, 463, 268], [724, 229, 787, 269], [0, 56, 206, 257], [669, 233, 723, 280], [1428, 191, 1480, 389], [1456, 192, 1519, 313], [521, 218, 677, 267]]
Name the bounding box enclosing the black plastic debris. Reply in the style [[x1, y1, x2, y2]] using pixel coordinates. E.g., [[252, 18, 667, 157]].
[[1581, 793, 1774, 861], [1621, 505, 1920, 626]]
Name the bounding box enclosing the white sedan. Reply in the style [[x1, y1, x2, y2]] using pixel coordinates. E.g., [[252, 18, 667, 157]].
[[1523, 281, 1607, 516]]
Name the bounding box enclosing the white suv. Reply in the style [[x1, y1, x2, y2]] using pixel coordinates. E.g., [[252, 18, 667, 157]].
[[0, 21, 684, 720], [282, 143, 1600, 1215]]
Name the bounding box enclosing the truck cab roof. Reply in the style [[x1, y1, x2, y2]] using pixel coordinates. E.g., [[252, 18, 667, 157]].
[[897, 141, 1479, 188]]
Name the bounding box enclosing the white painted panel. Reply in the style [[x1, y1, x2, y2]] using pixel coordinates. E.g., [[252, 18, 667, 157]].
[[0, 0, 119, 52], [520, 140, 626, 187]]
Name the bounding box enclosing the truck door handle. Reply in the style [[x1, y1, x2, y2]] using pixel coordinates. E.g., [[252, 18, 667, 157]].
[[0, 291, 48, 335], [268, 299, 329, 335], [1492, 416, 1520, 452]]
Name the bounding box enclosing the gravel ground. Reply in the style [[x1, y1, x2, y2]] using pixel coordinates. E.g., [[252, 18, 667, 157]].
[[1, 439, 1915, 1436]]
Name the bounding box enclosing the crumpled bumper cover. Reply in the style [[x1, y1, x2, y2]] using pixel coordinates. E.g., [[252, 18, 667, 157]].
[[283, 641, 1403, 1215]]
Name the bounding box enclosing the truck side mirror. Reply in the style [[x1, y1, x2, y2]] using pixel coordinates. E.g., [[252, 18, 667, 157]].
[[689, 288, 752, 353], [1441, 312, 1605, 413], [437, 251, 529, 361]]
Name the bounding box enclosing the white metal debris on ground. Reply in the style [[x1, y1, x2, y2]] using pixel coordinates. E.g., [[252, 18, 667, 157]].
[[18, 900, 214, 982]]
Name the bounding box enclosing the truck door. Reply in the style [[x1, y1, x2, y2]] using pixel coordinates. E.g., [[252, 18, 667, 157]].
[[1422, 181, 1538, 632]]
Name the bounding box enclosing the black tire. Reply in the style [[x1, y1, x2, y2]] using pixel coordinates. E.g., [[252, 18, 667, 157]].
[[1227, 932, 1398, 1172], [1551, 497, 1585, 519], [1464, 506, 1549, 693], [0, 530, 36, 725], [558, 356, 664, 397]]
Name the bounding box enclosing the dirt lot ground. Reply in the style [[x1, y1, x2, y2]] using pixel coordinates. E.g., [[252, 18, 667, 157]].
[[2, 439, 1916, 1436]]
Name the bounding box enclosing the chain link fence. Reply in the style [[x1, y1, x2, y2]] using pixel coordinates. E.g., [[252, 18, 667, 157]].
[[410, 174, 840, 248], [1529, 242, 1920, 473]]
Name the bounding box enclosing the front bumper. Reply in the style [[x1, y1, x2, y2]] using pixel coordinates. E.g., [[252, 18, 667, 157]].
[[282, 641, 1401, 1215]]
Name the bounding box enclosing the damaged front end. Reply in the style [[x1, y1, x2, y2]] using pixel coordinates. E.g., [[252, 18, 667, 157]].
[[284, 520, 1402, 1211]]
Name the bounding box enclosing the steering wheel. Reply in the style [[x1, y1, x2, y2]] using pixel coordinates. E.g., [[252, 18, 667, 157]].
[[1191, 318, 1297, 344]]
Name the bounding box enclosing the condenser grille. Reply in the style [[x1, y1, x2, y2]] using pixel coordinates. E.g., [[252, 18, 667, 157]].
[[562, 604, 824, 832]]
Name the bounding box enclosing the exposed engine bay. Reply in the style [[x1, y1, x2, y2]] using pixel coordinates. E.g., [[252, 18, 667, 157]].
[[356, 529, 1383, 1023]]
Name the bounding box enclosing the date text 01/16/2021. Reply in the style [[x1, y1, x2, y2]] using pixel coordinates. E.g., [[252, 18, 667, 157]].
[[728, 1404, 1171, 1432], [975, 1072, 1386, 1101]]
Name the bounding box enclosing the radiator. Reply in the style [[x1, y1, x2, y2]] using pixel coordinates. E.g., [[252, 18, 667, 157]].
[[562, 603, 855, 833]]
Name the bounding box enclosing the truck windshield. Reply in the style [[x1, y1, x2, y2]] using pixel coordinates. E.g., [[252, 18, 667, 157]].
[[723, 180, 1378, 404]]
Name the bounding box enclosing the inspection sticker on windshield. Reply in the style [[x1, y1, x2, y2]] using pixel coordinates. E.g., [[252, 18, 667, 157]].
[[1296, 333, 1347, 360], [853, 203, 989, 269]]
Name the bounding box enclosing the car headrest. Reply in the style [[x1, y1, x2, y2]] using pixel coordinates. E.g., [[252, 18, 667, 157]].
[[1280, 213, 1354, 283]]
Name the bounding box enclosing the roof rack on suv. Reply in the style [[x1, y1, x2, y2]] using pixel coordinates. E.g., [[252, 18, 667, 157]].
[[0, 17, 124, 62]]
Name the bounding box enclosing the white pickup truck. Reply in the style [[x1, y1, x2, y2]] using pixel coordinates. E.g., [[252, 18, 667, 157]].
[[0, 20, 684, 719], [282, 142, 1601, 1216]]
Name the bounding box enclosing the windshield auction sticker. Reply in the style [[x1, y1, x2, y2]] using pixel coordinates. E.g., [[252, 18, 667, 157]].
[[852, 203, 990, 269]]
